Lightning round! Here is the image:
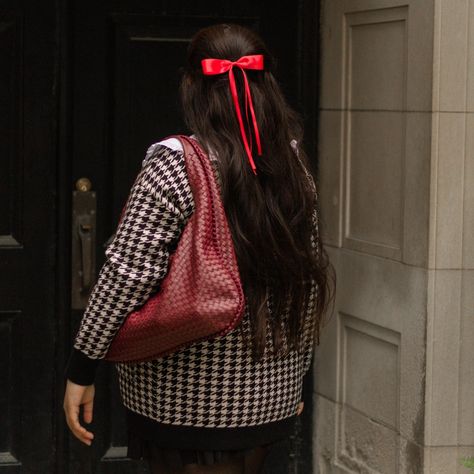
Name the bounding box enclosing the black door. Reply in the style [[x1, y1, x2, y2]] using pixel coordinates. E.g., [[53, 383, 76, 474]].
[[0, 1, 318, 472], [0, 1, 59, 473]]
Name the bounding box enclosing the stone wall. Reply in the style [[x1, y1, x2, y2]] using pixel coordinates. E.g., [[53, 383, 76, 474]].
[[314, 1, 474, 472]]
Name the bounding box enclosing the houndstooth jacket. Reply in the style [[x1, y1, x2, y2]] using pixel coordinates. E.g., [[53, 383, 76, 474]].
[[65, 135, 320, 429]]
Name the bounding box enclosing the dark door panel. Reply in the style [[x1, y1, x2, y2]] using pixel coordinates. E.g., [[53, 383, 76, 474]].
[[0, 1, 57, 473]]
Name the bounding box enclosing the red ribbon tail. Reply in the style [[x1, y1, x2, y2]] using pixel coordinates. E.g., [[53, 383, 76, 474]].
[[244, 78, 253, 154], [228, 67, 258, 174], [241, 69, 262, 156]]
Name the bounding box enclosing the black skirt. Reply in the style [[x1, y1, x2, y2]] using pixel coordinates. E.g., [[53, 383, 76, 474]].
[[127, 428, 274, 468], [125, 408, 297, 451]]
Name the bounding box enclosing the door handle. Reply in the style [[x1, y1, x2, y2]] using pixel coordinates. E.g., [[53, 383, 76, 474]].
[[71, 178, 97, 310], [77, 218, 93, 290]]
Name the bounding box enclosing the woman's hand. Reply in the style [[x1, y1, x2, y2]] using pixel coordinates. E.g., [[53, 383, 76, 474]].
[[296, 401, 304, 416], [63, 380, 95, 446]]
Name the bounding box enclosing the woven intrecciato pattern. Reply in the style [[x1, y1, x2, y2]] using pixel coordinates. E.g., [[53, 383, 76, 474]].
[[72, 136, 320, 427], [105, 136, 245, 362]]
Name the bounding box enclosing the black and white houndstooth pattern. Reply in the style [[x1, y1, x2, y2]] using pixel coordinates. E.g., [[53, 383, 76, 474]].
[[72, 137, 320, 428]]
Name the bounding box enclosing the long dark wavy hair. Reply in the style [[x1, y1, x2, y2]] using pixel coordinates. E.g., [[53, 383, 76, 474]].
[[179, 23, 335, 362]]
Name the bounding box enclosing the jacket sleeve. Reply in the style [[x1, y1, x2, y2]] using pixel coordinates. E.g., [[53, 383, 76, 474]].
[[64, 144, 194, 386]]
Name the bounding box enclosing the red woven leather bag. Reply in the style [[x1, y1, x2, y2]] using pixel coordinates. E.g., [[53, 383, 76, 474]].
[[105, 135, 245, 363]]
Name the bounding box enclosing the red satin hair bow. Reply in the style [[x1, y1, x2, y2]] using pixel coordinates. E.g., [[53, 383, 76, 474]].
[[201, 54, 264, 175]]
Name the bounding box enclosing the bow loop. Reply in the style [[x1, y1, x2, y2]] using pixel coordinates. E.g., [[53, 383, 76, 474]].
[[201, 54, 264, 75]]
